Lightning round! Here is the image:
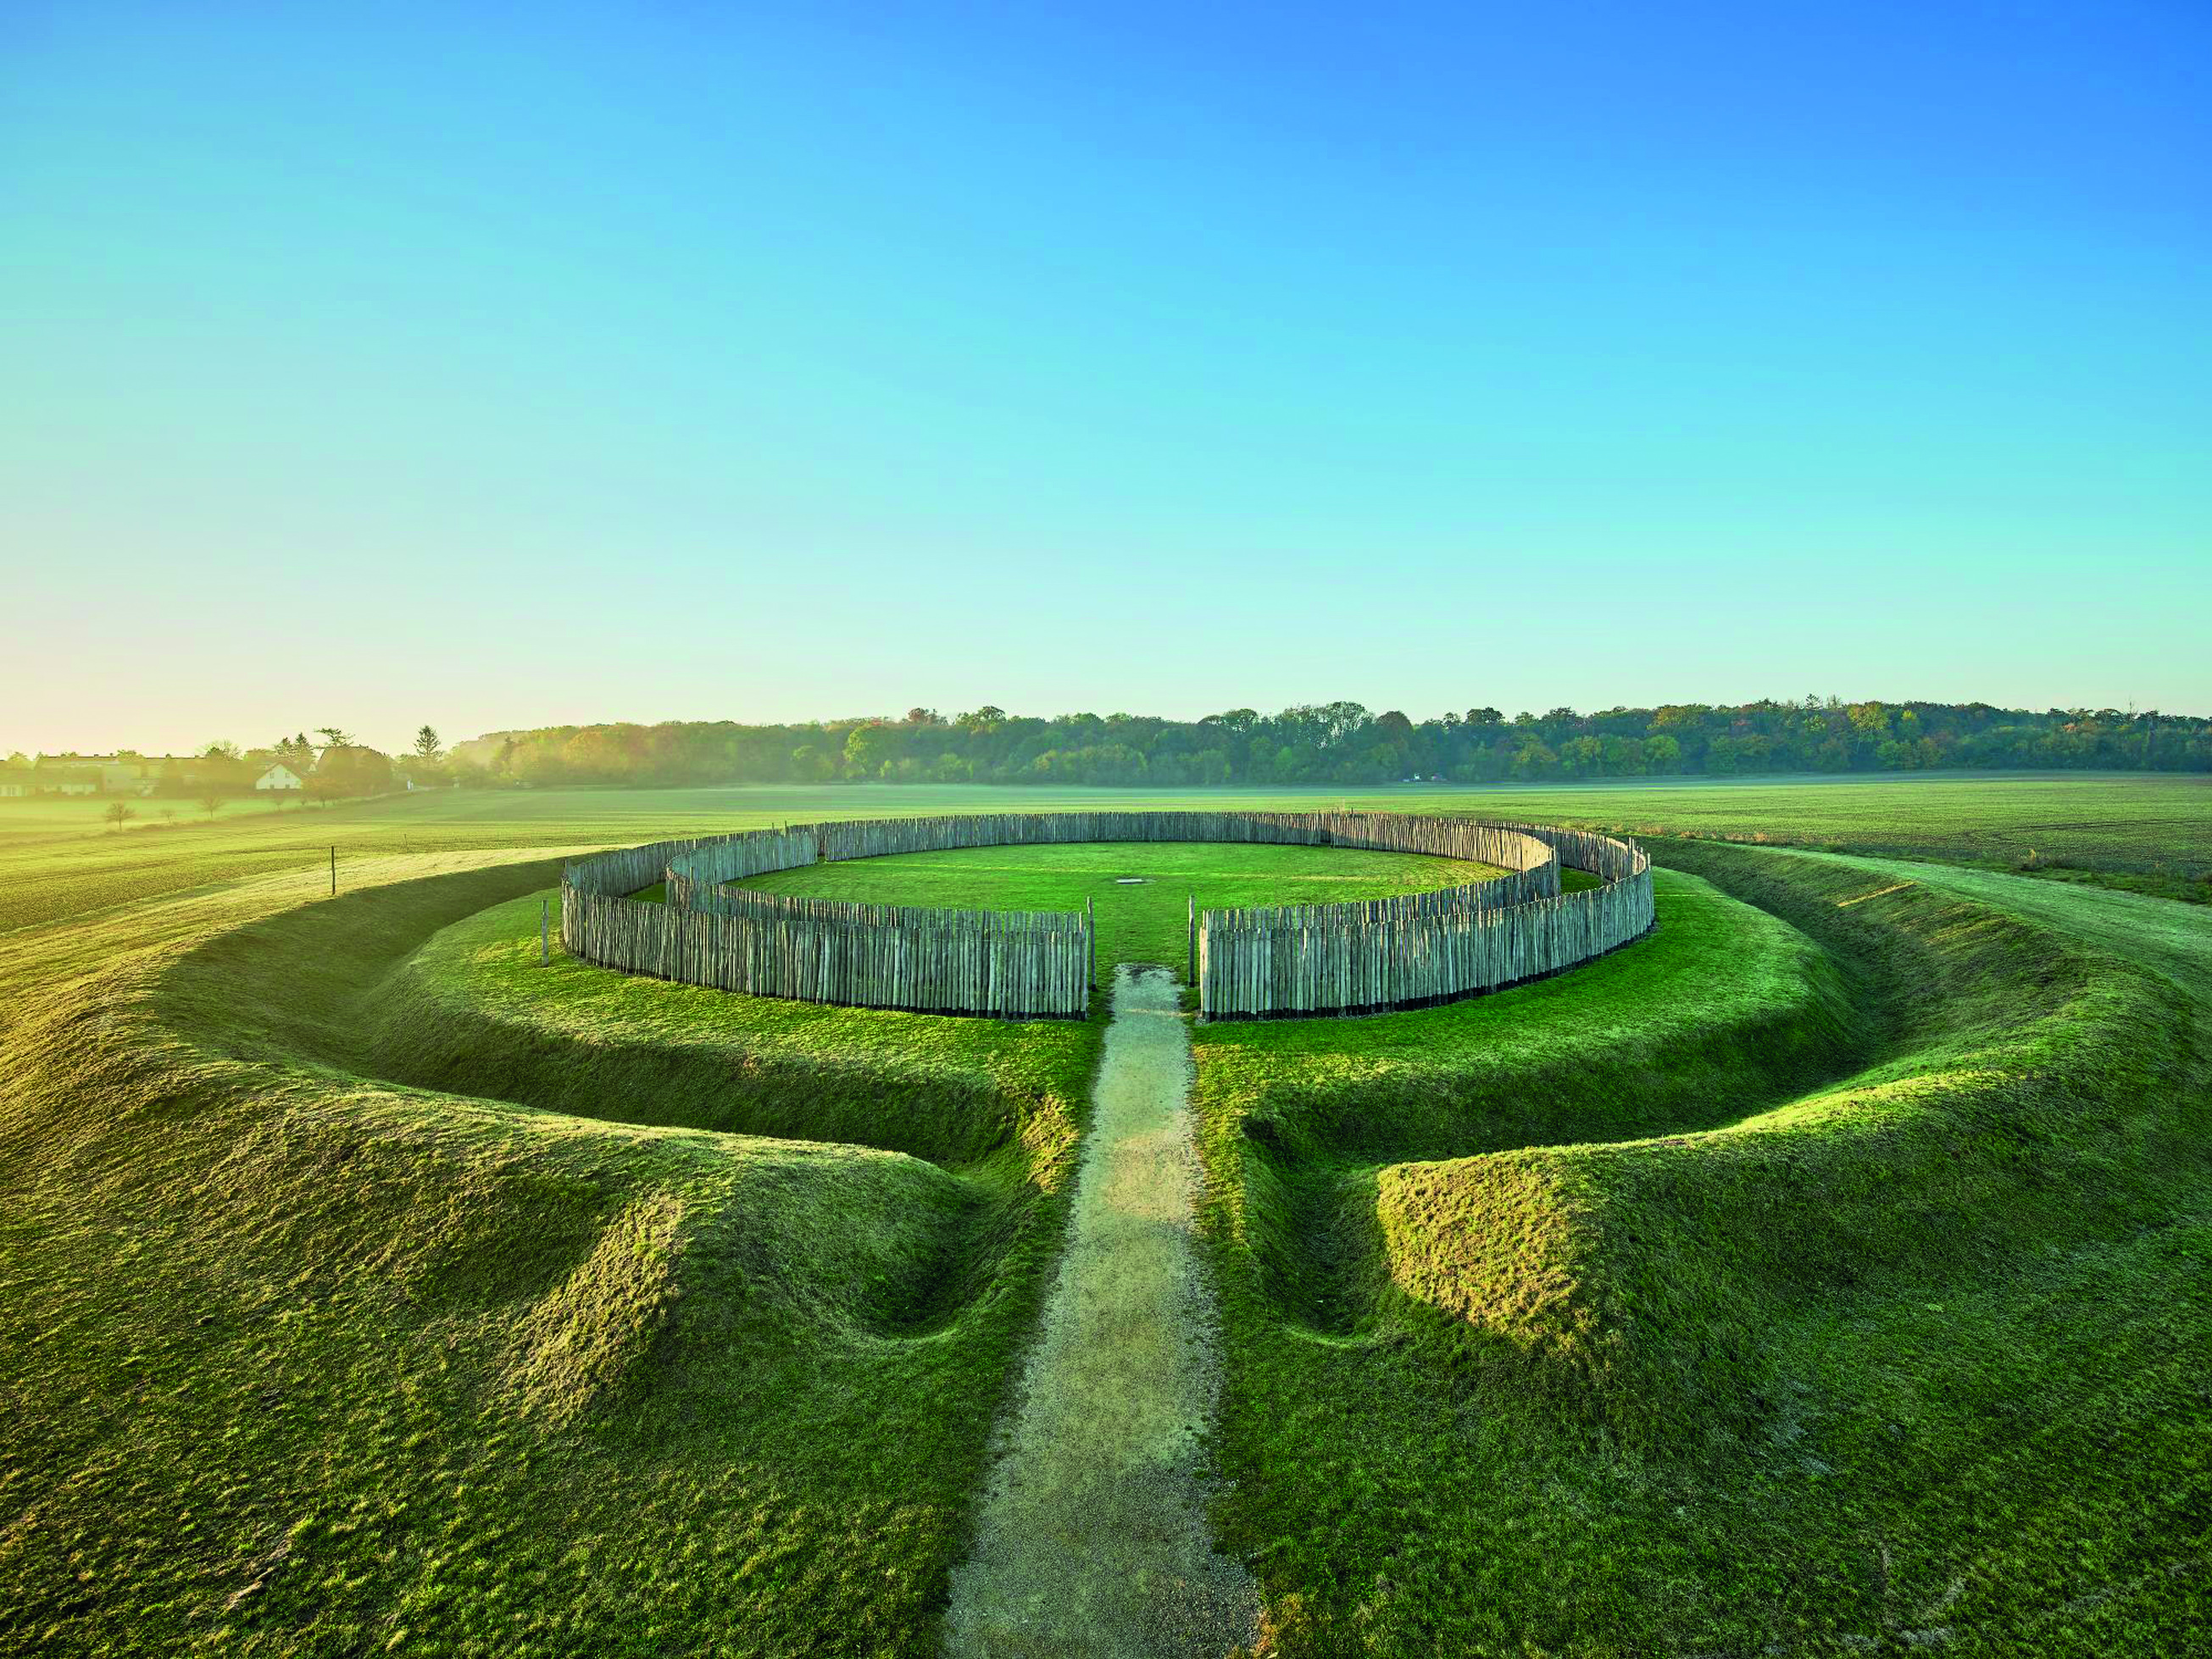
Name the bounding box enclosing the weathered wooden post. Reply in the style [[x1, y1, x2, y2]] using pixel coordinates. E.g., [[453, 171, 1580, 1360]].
[[541, 898, 550, 965], [329, 846, 336, 897], [1187, 893, 1196, 985]]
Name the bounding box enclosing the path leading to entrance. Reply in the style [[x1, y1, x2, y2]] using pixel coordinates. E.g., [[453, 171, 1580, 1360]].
[[946, 965, 1259, 1658]]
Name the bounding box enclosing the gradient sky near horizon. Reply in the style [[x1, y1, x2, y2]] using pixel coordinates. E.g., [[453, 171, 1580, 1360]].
[[3, 1, 2208, 756]]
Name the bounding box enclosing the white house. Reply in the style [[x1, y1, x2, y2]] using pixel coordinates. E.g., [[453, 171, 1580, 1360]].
[[255, 763, 306, 791]]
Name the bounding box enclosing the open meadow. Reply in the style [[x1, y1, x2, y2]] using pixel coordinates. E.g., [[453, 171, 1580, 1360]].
[[15, 3, 2208, 1649], [5, 769, 2204, 935], [1, 774, 2206, 1655]]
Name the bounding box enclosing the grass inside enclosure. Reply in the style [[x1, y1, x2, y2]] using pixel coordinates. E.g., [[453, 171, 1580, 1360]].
[[731, 840, 1521, 979]]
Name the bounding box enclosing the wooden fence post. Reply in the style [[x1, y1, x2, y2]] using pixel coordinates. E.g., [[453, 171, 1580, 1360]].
[[1187, 893, 1196, 985], [329, 846, 336, 897], [541, 898, 549, 965]]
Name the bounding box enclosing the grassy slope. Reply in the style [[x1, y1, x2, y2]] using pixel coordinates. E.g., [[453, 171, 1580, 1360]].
[[0, 852, 1099, 1656], [1195, 842, 2211, 1656], [0, 815, 1502, 1656], [1197, 869, 1859, 1342], [3, 782, 2206, 1654]]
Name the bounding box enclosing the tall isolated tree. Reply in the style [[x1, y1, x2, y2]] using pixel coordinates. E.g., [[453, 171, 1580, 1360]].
[[414, 725, 443, 762], [103, 802, 134, 831]]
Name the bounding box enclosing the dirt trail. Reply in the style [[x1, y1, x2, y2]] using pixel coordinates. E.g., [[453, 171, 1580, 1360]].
[[946, 965, 1259, 1658]]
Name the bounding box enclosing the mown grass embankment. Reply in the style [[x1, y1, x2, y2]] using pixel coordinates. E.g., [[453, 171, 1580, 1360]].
[[0, 857, 1097, 1656], [1194, 842, 2211, 1655], [7, 785, 2205, 1654], [1199, 866, 1863, 1340]]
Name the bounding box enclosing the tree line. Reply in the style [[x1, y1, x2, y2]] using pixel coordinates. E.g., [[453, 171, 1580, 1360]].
[[447, 699, 2211, 789]]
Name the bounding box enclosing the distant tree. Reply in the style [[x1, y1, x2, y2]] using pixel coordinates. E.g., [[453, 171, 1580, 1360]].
[[903, 707, 942, 726], [103, 802, 135, 831], [843, 724, 896, 778], [1510, 737, 1560, 780], [158, 807, 178, 828], [315, 745, 393, 797], [201, 740, 242, 762], [314, 726, 357, 750], [414, 724, 443, 762], [199, 792, 225, 820]]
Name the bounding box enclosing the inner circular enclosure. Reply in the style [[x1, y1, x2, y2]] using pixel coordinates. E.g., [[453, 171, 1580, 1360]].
[[733, 840, 1513, 979], [561, 812, 1655, 1020]]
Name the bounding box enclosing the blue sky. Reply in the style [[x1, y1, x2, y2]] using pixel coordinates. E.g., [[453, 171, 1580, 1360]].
[[3, 0, 2207, 753]]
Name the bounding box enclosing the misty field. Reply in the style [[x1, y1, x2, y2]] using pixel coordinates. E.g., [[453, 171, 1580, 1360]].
[[2, 775, 2206, 1655], [5, 769, 2203, 936]]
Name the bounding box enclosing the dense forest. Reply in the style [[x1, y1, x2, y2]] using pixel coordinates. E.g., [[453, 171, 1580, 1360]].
[[447, 699, 2212, 788]]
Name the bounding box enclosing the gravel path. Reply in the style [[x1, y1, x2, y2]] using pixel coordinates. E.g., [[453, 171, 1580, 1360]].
[[946, 965, 1259, 1658]]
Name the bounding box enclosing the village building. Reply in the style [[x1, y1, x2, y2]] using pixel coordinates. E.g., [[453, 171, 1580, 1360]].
[[30, 753, 203, 796]]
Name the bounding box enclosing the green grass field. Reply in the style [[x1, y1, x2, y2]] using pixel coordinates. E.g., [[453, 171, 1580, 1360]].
[[2, 776, 2206, 1655], [734, 840, 1515, 979], [1, 850, 1105, 1656], [1194, 842, 2210, 1654], [3, 768, 2202, 934]]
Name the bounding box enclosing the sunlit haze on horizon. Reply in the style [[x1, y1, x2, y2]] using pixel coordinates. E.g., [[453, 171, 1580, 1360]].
[[3, 1, 2208, 756]]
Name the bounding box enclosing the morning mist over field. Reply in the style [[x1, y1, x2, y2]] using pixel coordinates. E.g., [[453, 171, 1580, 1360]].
[[5, 6, 2209, 1658]]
